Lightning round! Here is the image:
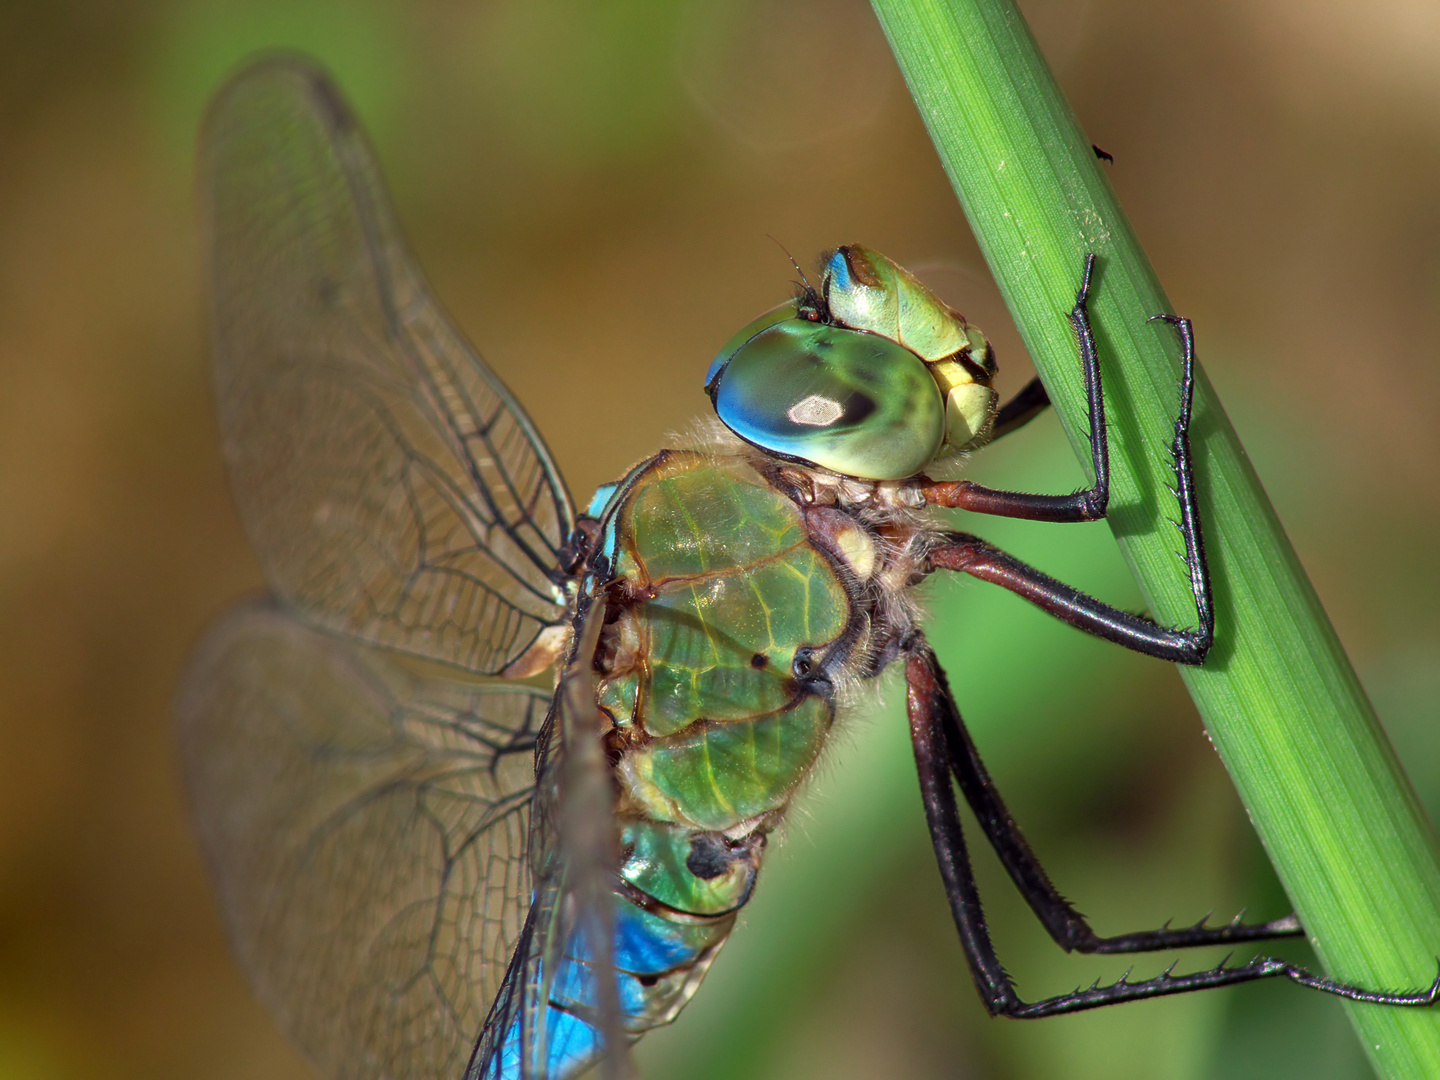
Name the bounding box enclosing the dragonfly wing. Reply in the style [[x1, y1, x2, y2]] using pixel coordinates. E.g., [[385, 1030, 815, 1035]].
[[177, 600, 545, 1080], [202, 58, 574, 676]]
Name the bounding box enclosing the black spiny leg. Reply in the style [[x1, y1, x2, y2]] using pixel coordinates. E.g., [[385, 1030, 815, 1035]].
[[904, 635, 1440, 1017], [927, 636, 1300, 954]]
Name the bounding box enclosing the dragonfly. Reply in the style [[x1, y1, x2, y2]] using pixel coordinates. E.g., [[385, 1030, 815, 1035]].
[[177, 56, 1440, 1080]]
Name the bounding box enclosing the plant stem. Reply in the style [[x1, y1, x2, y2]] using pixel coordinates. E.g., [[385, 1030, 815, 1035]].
[[870, 0, 1440, 1074]]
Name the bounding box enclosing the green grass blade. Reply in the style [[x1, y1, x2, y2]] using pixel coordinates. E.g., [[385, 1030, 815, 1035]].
[[870, 0, 1440, 1074]]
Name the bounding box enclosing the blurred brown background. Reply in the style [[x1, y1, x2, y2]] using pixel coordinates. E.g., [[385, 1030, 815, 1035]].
[[1, 2, 1438, 1078]]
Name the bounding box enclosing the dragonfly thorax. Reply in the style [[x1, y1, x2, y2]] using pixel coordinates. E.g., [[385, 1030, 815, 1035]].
[[552, 437, 938, 1056]]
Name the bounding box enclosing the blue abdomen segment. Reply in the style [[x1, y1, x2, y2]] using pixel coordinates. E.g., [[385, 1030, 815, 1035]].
[[486, 817, 758, 1079], [484, 1007, 597, 1080], [486, 901, 735, 1079]]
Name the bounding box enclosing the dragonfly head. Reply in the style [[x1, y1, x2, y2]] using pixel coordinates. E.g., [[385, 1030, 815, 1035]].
[[704, 245, 997, 480]]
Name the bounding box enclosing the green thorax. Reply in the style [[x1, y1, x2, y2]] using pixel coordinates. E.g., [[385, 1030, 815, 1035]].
[[593, 449, 856, 833]]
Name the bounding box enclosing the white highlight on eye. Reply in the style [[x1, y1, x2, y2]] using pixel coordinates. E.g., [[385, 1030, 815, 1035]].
[[788, 395, 843, 426]]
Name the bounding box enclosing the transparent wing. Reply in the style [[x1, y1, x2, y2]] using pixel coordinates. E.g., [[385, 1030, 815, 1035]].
[[469, 597, 630, 1080], [202, 57, 574, 676], [177, 601, 545, 1080]]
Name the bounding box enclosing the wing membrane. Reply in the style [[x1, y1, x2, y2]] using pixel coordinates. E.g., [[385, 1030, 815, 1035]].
[[202, 58, 574, 675], [177, 601, 547, 1080]]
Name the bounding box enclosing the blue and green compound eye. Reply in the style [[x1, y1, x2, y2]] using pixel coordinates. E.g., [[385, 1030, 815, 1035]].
[[705, 246, 998, 481]]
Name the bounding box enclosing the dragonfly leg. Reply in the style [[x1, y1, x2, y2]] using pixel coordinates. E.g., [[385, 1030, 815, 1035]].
[[926, 256, 1214, 665], [925, 258, 1215, 659], [904, 632, 1022, 1015], [925, 530, 1211, 664], [914, 632, 1301, 954], [904, 634, 1440, 1017], [921, 253, 1110, 522]]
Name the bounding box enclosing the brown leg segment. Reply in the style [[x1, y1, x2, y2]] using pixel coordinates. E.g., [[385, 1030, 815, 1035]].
[[926, 531, 1210, 664]]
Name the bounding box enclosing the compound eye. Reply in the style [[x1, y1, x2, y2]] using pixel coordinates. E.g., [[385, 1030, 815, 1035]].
[[708, 318, 945, 480], [705, 301, 797, 392]]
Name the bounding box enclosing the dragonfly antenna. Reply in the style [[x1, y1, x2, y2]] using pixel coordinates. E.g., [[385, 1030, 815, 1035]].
[[766, 234, 817, 306], [766, 233, 812, 292]]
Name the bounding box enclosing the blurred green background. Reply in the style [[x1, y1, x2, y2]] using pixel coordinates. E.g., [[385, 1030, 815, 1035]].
[[1, 1, 1439, 1078]]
